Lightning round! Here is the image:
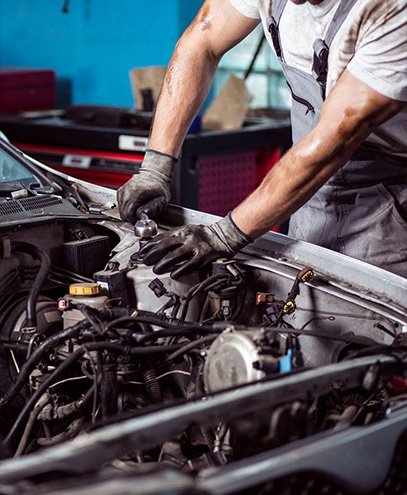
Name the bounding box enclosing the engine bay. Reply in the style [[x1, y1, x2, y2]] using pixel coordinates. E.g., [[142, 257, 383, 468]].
[[0, 140, 405, 494], [0, 204, 406, 494]]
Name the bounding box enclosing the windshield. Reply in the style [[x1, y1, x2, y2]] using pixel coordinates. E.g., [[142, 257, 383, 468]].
[[0, 147, 37, 183]]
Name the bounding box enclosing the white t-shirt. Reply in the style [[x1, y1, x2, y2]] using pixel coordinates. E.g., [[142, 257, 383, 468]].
[[228, 0, 407, 155]]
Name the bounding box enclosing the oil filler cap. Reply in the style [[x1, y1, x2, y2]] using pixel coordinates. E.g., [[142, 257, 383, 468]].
[[69, 283, 101, 296]]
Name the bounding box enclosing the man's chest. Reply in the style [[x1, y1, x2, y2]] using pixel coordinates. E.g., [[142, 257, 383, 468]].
[[277, 2, 338, 74]]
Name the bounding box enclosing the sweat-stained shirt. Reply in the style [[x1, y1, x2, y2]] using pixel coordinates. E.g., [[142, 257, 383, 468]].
[[228, 0, 407, 156]]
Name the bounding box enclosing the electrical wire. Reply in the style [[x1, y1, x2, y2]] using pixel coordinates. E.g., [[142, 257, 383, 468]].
[[199, 295, 212, 323], [178, 274, 230, 322], [83, 347, 99, 424], [0, 320, 90, 409], [47, 375, 88, 390], [300, 316, 336, 330], [3, 341, 186, 450], [13, 393, 50, 457], [50, 266, 94, 285], [4, 342, 108, 449], [265, 327, 381, 344], [200, 282, 244, 325], [153, 370, 191, 380], [10, 349, 21, 373], [126, 370, 192, 386]]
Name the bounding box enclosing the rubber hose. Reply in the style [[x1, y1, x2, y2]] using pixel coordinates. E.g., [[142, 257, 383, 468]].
[[101, 357, 118, 420], [4, 341, 186, 448], [12, 241, 51, 328], [38, 385, 95, 421], [106, 315, 174, 332], [137, 325, 222, 345], [0, 321, 89, 409], [179, 274, 229, 322]]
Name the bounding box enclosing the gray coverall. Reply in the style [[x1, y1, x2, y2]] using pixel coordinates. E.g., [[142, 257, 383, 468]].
[[268, 0, 407, 277]]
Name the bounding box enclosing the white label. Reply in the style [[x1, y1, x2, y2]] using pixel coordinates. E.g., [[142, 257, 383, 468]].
[[62, 154, 92, 169], [118, 135, 148, 152]]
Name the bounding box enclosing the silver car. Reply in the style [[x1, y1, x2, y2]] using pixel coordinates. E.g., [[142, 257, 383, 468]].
[[0, 135, 406, 495]]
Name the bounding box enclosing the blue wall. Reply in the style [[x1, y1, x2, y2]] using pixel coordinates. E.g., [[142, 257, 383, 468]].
[[0, 0, 201, 106]]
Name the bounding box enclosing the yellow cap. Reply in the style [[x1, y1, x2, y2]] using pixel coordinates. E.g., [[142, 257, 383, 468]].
[[69, 283, 101, 296]]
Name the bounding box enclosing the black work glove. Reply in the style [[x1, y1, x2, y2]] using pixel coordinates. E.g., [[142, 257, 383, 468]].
[[117, 149, 177, 223], [140, 213, 253, 279]]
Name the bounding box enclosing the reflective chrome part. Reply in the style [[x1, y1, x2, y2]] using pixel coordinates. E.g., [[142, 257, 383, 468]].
[[204, 329, 267, 392]]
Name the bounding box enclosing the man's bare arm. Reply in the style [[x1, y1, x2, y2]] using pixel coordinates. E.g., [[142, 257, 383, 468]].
[[148, 0, 259, 158], [232, 70, 405, 237]]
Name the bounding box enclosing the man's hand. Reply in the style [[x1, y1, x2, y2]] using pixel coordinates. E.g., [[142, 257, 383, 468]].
[[140, 213, 253, 279], [117, 150, 177, 223]]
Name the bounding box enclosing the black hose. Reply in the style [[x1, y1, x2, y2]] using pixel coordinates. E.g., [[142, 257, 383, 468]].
[[4, 342, 122, 448], [38, 385, 95, 421], [0, 321, 89, 409], [199, 295, 212, 323], [165, 335, 217, 363], [137, 325, 375, 351], [105, 315, 174, 332], [178, 274, 229, 322], [265, 327, 378, 344], [136, 325, 223, 345], [4, 341, 185, 448], [12, 241, 51, 328], [1, 342, 29, 352], [100, 355, 118, 420], [230, 285, 246, 322], [344, 344, 407, 361]]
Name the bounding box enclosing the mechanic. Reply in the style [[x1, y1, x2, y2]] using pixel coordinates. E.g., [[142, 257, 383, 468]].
[[118, 0, 407, 279]]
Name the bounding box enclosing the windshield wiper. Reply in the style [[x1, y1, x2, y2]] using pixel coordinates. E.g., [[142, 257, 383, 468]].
[[29, 183, 55, 195]]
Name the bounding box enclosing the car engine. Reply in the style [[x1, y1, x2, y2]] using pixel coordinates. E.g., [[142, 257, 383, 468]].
[[0, 145, 405, 495]]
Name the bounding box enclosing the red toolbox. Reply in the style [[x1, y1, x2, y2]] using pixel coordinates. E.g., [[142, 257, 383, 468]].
[[0, 109, 291, 229], [0, 67, 56, 114]]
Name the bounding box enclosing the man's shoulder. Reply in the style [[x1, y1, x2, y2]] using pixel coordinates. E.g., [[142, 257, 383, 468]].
[[356, 0, 406, 13], [342, 0, 406, 56], [228, 0, 261, 19], [351, 0, 406, 28]]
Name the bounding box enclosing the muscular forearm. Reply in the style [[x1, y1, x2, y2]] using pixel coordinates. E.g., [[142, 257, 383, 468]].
[[232, 70, 404, 238], [232, 130, 352, 238], [148, 30, 219, 158], [147, 0, 258, 158]]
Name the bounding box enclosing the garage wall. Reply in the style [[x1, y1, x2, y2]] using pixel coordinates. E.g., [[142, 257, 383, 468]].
[[0, 0, 201, 107]]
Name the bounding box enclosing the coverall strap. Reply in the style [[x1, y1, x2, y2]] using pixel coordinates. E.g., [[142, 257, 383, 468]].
[[312, 0, 357, 98], [325, 0, 358, 47], [267, 0, 288, 61], [269, 0, 288, 25]]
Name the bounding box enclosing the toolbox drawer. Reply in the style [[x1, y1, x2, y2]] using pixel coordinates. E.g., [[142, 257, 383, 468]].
[[0, 68, 56, 113]]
